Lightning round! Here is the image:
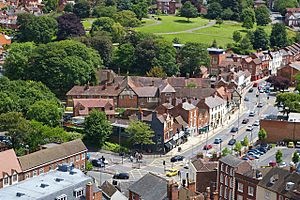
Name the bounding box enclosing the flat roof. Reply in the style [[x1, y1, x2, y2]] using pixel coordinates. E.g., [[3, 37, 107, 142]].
[[288, 112, 300, 122], [0, 168, 92, 200]]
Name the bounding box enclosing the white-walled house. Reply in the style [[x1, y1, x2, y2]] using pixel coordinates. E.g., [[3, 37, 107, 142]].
[[268, 51, 283, 75]]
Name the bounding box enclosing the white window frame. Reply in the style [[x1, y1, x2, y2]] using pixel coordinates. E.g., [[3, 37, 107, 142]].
[[12, 173, 18, 183], [3, 175, 9, 186], [56, 194, 67, 200], [220, 174, 223, 183], [237, 194, 243, 200], [39, 168, 44, 175], [265, 190, 270, 199], [238, 182, 243, 193], [33, 170, 37, 177], [225, 175, 228, 186], [74, 187, 84, 198], [76, 155, 80, 161], [82, 153, 85, 160], [248, 186, 254, 196]]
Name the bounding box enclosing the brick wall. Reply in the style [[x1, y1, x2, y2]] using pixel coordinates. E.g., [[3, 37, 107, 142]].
[[118, 95, 138, 108], [196, 170, 217, 193], [260, 119, 300, 143]]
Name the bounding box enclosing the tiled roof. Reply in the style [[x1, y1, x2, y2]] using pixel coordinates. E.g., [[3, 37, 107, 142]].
[[132, 86, 158, 97], [73, 98, 113, 108], [219, 155, 244, 167], [0, 149, 21, 179], [66, 85, 121, 97], [101, 181, 117, 198], [175, 87, 216, 100], [204, 95, 226, 108], [161, 83, 176, 93], [182, 102, 196, 110], [128, 173, 168, 200], [191, 158, 218, 172], [18, 140, 87, 172]]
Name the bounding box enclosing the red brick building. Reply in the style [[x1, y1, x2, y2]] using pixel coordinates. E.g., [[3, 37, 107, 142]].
[[18, 139, 87, 181], [156, 0, 178, 14], [277, 62, 300, 85], [241, 56, 263, 81]]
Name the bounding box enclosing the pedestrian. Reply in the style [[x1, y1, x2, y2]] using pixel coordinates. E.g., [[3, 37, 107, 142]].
[[130, 155, 133, 162]]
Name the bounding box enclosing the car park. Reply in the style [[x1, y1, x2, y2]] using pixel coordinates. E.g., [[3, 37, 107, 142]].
[[288, 142, 295, 148], [170, 155, 184, 162], [203, 144, 212, 150], [248, 149, 264, 155], [247, 152, 260, 159], [113, 173, 129, 179], [242, 118, 249, 124], [257, 147, 267, 153], [166, 168, 178, 177], [246, 125, 253, 131], [231, 127, 238, 133], [228, 139, 236, 146], [214, 138, 222, 144]]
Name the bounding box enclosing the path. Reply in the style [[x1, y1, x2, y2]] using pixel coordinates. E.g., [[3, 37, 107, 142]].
[[156, 20, 216, 35]]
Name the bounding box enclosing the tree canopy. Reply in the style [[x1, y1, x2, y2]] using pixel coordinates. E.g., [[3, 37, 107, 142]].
[[125, 120, 154, 148], [206, 2, 222, 19], [255, 5, 271, 26], [113, 10, 141, 27], [83, 110, 112, 147], [57, 13, 85, 40], [270, 23, 288, 48], [180, 1, 198, 21], [74, 0, 91, 18], [253, 28, 269, 50], [4, 40, 103, 97]]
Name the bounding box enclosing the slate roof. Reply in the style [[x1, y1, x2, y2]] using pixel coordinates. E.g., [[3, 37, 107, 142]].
[[258, 167, 300, 199], [175, 87, 216, 99], [128, 173, 168, 200], [191, 158, 218, 172], [219, 155, 244, 167], [101, 181, 117, 198], [18, 140, 87, 172], [204, 95, 226, 108], [132, 86, 158, 97], [289, 62, 300, 71], [0, 149, 22, 179], [182, 102, 196, 110], [161, 83, 176, 93]]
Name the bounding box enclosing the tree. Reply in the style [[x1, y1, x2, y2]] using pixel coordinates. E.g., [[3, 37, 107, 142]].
[[258, 128, 267, 141], [172, 37, 181, 44], [274, 0, 298, 16], [84, 110, 112, 147], [73, 0, 90, 18], [295, 73, 300, 91], [222, 147, 231, 157], [243, 136, 249, 146], [222, 8, 233, 20], [211, 39, 217, 48], [43, 0, 58, 13], [235, 36, 253, 54], [146, 67, 167, 78], [242, 15, 254, 29], [180, 1, 198, 22], [125, 120, 154, 149], [206, 2, 222, 19], [16, 14, 57, 44], [91, 17, 115, 34], [64, 3, 74, 12], [113, 10, 141, 27], [255, 5, 271, 26], [242, 8, 256, 23], [275, 93, 300, 114], [233, 31, 242, 42], [270, 23, 288, 48], [26, 100, 63, 127], [276, 149, 283, 163], [295, 32, 300, 43], [117, 0, 133, 11], [132, 0, 148, 20], [216, 18, 223, 27], [234, 141, 243, 154], [57, 13, 85, 40], [178, 42, 210, 76], [113, 43, 135, 73], [266, 76, 290, 91], [92, 5, 117, 18], [220, 0, 243, 21], [4, 40, 102, 97], [253, 27, 269, 50], [292, 151, 300, 164]]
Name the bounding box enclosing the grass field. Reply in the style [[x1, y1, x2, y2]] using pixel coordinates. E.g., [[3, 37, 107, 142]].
[[135, 15, 296, 47], [135, 15, 210, 33]]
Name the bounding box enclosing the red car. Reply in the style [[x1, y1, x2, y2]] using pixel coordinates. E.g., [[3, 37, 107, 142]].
[[203, 144, 212, 150], [269, 161, 277, 167]]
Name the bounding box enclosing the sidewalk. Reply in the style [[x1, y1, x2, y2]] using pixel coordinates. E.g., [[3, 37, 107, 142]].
[[166, 103, 247, 156]]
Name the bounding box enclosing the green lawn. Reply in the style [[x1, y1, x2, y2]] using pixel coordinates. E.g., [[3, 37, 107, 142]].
[[135, 15, 210, 33], [81, 18, 97, 31], [134, 16, 296, 47]]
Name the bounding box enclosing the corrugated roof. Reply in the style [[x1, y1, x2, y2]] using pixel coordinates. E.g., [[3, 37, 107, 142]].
[[18, 140, 87, 171]]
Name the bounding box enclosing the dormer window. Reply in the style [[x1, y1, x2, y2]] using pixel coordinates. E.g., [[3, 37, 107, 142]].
[[3, 175, 9, 186], [12, 173, 18, 183]]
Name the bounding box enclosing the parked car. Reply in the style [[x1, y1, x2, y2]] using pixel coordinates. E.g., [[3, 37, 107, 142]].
[[253, 120, 260, 126], [288, 142, 295, 148], [253, 83, 258, 87], [269, 161, 277, 167], [278, 162, 287, 168], [203, 144, 212, 150], [247, 152, 260, 159], [113, 173, 129, 179], [296, 141, 300, 148], [231, 127, 238, 133], [248, 149, 264, 155], [249, 111, 255, 117], [214, 138, 222, 144], [166, 168, 178, 177], [246, 125, 253, 131], [257, 102, 263, 108], [244, 97, 249, 101], [228, 138, 236, 146], [249, 88, 254, 92], [242, 156, 250, 160], [91, 159, 105, 168], [257, 147, 267, 153], [170, 155, 184, 162], [242, 118, 249, 124]]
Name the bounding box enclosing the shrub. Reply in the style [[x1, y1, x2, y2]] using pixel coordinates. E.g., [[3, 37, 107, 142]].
[[86, 161, 93, 171]]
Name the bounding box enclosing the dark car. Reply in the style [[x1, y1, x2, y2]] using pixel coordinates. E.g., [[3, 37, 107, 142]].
[[242, 118, 249, 124], [214, 138, 222, 144], [231, 127, 238, 133], [203, 144, 212, 150], [91, 159, 105, 168], [257, 102, 263, 108], [249, 88, 254, 93], [228, 138, 236, 146], [113, 173, 129, 179], [170, 155, 184, 162]]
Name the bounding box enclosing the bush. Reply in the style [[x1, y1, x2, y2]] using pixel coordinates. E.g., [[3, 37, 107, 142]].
[[157, 17, 162, 21], [86, 161, 93, 171], [103, 142, 129, 153]]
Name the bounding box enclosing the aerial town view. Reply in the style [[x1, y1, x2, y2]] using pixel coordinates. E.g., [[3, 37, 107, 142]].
[[1, 0, 300, 199]]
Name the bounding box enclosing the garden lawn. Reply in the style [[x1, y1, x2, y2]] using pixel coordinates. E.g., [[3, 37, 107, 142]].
[[81, 18, 96, 31], [135, 15, 210, 33]]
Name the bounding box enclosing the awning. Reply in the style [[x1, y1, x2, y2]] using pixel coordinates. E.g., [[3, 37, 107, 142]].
[[170, 139, 176, 147], [164, 142, 172, 149]]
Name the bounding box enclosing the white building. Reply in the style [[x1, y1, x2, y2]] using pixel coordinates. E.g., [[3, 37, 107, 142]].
[[268, 51, 283, 75]]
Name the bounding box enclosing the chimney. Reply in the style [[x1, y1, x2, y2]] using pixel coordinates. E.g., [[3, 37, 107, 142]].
[[187, 181, 196, 193], [86, 182, 93, 200], [167, 181, 179, 200], [206, 187, 211, 200]]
